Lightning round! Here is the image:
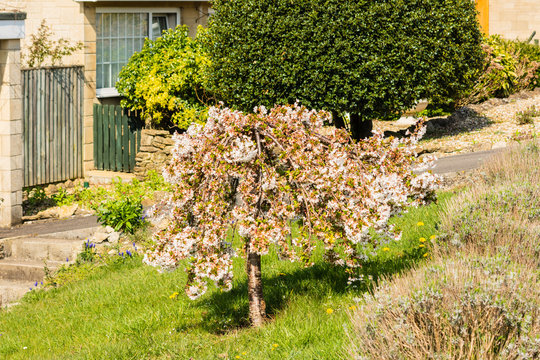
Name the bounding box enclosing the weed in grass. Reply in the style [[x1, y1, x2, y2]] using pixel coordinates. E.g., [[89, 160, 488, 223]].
[[515, 105, 540, 124]]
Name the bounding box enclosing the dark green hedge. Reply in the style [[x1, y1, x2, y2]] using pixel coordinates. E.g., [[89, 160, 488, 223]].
[[207, 0, 484, 134]]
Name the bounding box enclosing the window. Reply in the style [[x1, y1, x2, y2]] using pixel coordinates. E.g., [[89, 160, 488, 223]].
[[96, 9, 180, 97]]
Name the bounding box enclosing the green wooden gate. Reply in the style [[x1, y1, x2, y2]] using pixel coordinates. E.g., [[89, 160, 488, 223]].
[[93, 104, 143, 172], [23, 67, 84, 187]]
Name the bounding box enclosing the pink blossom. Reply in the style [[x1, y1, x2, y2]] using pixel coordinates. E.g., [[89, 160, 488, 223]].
[[144, 104, 439, 298]]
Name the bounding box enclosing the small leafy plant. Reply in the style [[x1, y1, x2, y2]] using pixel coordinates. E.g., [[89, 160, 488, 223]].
[[23, 186, 56, 215], [52, 187, 75, 206], [459, 35, 540, 105], [95, 197, 146, 234], [116, 25, 211, 129]]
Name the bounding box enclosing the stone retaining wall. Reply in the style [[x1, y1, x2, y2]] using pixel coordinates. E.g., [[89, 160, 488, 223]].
[[133, 129, 174, 180]]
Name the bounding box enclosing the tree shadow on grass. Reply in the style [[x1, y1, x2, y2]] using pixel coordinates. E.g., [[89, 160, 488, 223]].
[[197, 251, 424, 334]]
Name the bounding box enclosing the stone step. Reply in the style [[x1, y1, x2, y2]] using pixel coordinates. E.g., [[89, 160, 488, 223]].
[[2, 237, 85, 262], [0, 280, 34, 307], [0, 259, 62, 282]]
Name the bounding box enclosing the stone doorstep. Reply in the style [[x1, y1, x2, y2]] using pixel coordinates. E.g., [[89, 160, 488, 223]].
[[0, 259, 63, 282], [0, 225, 106, 306], [2, 237, 85, 262]]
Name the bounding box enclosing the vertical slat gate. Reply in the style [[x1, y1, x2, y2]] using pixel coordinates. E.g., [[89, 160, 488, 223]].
[[93, 104, 143, 172], [22, 66, 84, 187]]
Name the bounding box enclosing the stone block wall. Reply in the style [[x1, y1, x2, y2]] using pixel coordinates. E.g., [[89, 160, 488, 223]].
[[133, 130, 174, 180], [0, 39, 23, 227], [2, 0, 85, 67], [489, 0, 540, 40]]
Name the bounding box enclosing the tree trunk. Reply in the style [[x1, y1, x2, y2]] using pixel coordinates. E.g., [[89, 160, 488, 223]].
[[349, 113, 373, 140], [246, 249, 266, 327], [332, 110, 346, 129]]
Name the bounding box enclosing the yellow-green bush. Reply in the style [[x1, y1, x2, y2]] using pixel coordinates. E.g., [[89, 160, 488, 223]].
[[460, 35, 540, 105], [116, 26, 211, 129]]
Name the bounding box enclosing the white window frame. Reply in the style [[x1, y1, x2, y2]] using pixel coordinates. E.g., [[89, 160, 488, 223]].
[[96, 7, 181, 98]]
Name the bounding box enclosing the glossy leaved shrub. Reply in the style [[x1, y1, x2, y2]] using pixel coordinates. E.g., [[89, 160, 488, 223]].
[[207, 0, 484, 138]]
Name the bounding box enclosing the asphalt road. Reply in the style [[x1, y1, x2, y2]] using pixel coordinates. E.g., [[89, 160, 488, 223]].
[[0, 149, 504, 238], [429, 149, 503, 174]]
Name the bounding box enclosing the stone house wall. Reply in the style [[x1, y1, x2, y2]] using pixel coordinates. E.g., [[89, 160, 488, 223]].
[[0, 13, 25, 227], [3, 0, 210, 176], [489, 0, 540, 40], [1, 0, 86, 67]]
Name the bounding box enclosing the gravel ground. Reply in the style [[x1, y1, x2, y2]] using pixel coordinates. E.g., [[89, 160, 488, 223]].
[[375, 88, 540, 158]]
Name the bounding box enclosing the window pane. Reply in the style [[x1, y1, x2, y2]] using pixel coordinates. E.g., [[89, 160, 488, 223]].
[[96, 64, 102, 89], [138, 13, 148, 36], [152, 15, 168, 39], [96, 35, 102, 64], [118, 13, 127, 39], [97, 12, 149, 90], [111, 39, 119, 65], [102, 13, 110, 38], [110, 13, 118, 37], [102, 38, 110, 60], [113, 63, 121, 86]]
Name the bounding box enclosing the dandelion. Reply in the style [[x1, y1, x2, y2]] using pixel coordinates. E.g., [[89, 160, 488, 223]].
[[419, 237, 426, 242], [169, 292, 179, 299], [417, 221, 424, 226], [349, 305, 357, 310], [382, 247, 390, 252], [326, 308, 334, 314], [242, 352, 247, 355], [419, 244, 425, 248], [423, 253, 429, 257], [430, 235, 437, 240], [235, 356, 240, 359]]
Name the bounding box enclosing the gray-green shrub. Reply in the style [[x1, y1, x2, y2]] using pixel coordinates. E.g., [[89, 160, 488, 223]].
[[348, 255, 540, 359]]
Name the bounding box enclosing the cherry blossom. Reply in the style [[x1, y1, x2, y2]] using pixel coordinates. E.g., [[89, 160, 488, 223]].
[[144, 103, 439, 304]]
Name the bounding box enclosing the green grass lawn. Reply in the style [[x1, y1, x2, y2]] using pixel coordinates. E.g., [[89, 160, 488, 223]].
[[0, 192, 454, 360]]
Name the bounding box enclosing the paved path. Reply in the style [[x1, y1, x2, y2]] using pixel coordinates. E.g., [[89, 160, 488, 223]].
[[429, 149, 503, 174], [0, 215, 98, 239]]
